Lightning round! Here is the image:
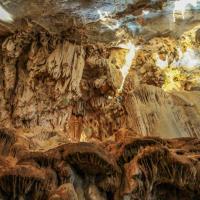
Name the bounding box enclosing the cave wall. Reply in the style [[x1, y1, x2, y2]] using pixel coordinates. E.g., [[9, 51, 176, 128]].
[[0, 29, 200, 141]]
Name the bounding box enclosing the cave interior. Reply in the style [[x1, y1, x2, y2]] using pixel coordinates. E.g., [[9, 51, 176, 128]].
[[0, 0, 200, 200]]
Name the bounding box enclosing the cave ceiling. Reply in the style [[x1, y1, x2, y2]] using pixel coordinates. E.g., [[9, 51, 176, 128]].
[[0, 0, 200, 43]]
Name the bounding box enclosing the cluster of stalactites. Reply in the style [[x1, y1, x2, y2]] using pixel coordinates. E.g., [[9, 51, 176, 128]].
[[0, 128, 199, 200]]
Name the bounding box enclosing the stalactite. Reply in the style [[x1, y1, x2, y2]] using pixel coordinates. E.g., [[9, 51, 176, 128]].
[[0, 128, 199, 199], [1, 30, 200, 140]]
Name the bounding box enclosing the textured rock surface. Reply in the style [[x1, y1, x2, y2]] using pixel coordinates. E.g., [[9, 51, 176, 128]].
[[0, 128, 199, 199], [0, 29, 200, 140], [0, 1, 200, 199], [0, 0, 200, 43]]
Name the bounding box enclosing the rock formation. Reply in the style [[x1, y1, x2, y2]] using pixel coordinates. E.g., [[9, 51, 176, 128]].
[[0, 128, 199, 200], [0, 0, 200, 199], [1, 29, 200, 140]]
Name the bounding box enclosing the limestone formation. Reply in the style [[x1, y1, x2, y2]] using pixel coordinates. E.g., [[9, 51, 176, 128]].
[[0, 128, 199, 199], [0, 0, 200, 199]]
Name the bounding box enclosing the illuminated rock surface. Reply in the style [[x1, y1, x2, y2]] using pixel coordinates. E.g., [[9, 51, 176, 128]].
[[0, 0, 200, 199]]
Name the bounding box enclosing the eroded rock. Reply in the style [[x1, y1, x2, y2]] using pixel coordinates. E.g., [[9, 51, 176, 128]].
[[0, 1, 200, 199], [0, 128, 199, 200]]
